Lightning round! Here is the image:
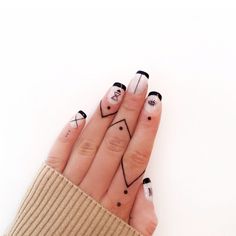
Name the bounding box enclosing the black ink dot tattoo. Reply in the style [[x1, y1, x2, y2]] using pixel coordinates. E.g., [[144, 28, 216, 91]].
[[109, 119, 132, 139], [148, 116, 152, 120], [124, 190, 128, 194], [117, 202, 121, 207], [100, 100, 118, 118]]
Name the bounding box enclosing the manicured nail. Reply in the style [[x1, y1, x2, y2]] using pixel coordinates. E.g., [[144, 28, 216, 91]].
[[128, 70, 149, 94], [143, 178, 153, 201], [70, 110, 87, 128], [144, 91, 162, 113], [107, 82, 126, 104]]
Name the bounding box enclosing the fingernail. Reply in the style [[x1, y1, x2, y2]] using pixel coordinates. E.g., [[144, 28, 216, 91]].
[[144, 91, 162, 113], [128, 70, 149, 94], [107, 82, 126, 104], [143, 178, 153, 201], [69, 110, 87, 128]]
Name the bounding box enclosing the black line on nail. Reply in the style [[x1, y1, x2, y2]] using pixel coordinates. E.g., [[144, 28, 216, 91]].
[[148, 91, 162, 101], [113, 82, 126, 91], [134, 74, 142, 94], [109, 119, 132, 139], [121, 156, 145, 188], [136, 70, 149, 79], [143, 178, 151, 184], [78, 110, 87, 119], [100, 100, 118, 118], [70, 111, 86, 128], [148, 187, 153, 197]]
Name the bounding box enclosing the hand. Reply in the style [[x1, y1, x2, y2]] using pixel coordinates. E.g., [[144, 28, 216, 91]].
[[46, 71, 162, 236]]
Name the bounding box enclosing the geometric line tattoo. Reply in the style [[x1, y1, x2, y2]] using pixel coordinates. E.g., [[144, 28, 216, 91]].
[[100, 100, 118, 118], [108, 118, 132, 139], [121, 156, 145, 188]]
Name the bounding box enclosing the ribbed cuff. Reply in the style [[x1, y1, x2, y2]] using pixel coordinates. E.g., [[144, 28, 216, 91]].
[[5, 163, 142, 236]]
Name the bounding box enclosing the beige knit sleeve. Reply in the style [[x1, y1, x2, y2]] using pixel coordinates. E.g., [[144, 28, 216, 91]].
[[5, 163, 142, 236]]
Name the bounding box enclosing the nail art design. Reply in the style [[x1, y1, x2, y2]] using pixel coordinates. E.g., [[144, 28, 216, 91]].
[[70, 110, 87, 128], [128, 71, 149, 94], [100, 82, 126, 118], [145, 91, 162, 114], [107, 82, 126, 104], [143, 178, 153, 201]]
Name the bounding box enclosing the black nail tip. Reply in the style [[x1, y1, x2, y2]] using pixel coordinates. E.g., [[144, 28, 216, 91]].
[[136, 70, 149, 79], [78, 110, 87, 119], [143, 178, 151, 184], [148, 91, 162, 101], [113, 82, 126, 91]]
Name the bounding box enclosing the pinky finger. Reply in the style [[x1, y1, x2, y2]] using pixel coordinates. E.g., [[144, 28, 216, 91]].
[[46, 110, 87, 173], [129, 178, 158, 236]]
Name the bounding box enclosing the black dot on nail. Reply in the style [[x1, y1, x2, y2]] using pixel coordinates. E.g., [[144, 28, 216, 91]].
[[117, 202, 121, 207], [148, 116, 152, 120], [107, 106, 111, 110], [119, 126, 123, 130], [124, 190, 128, 194]]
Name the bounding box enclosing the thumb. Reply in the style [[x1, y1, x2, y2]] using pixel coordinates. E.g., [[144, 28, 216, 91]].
[[129, 178, 158, 236]]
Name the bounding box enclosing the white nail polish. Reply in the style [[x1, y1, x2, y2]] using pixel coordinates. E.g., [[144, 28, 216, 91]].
[[143, 178, 153, 201], [107, 83, 126, 104], [144, 92, 162, 113], [69, 110, 86, 129], [128, 72, 148, 94]]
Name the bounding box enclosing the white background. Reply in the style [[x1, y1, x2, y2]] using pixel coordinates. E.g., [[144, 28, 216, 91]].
[[1, 1, 236, 236]]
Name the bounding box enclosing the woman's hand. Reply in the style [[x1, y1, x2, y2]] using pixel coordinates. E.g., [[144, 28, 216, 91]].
[[46, 71, 162, 236]]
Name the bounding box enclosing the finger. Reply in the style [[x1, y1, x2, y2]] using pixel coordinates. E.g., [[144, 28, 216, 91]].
[[46, 110, 87, 173], [63, 82, 126, 184], [101, 91, 162, 220], [130, 178, 158, 236], [79, 71, 149, 200]]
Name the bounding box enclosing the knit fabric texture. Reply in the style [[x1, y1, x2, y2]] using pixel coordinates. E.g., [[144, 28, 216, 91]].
[[5, 163, 142, 236]]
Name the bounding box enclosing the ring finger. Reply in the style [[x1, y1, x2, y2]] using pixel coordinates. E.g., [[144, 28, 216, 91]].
[[101, 91, 162, 221], [79, 71, 149, 200]]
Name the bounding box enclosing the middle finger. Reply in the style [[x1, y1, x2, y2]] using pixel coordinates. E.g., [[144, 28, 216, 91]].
[[79, 71, 149, 200]]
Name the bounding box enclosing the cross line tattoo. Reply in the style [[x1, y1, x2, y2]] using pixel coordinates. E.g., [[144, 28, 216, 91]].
[[70, 110, 87, 128]]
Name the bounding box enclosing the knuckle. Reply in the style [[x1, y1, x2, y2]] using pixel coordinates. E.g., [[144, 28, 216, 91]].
[[76, 139, 98, 157], [127, 149, 150, 169], [105, 133, 127, 153], [46, 156, 64, 172], [122, 96, 140, 113]]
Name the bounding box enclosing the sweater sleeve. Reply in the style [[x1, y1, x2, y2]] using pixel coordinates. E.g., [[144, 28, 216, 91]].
[[5, 163, 142, 236]]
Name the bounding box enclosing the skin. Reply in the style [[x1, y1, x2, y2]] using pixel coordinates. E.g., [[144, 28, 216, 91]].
[[46, 72, 162, 236]]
